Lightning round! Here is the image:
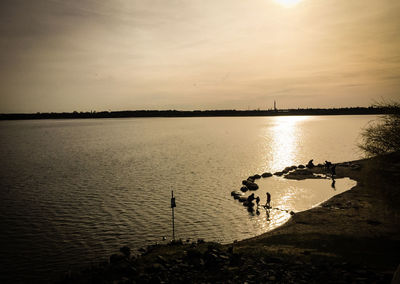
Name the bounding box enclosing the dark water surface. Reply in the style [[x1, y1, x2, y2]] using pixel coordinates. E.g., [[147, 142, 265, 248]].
[[0, 116, 372, 282]]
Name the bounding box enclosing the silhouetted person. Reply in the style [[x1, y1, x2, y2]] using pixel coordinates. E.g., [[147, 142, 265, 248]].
[[266, 208, 270, 221], [247, 193, 255, 203], [265, 192, 271, 208], [331, 178, 336, 190], [325, 160, 332, 171], [306, 159, 315, 169], [331, 164, 337, 177], [256, 196, 260, 206]]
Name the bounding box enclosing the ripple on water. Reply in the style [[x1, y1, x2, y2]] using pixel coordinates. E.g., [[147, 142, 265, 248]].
[[0, 116, 367, 282]]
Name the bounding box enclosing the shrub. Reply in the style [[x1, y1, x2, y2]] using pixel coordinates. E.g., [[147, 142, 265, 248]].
[[359, 101, 400, 156]]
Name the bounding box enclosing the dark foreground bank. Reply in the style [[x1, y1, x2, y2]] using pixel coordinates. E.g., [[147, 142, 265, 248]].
[[58, 153, 400, 284]]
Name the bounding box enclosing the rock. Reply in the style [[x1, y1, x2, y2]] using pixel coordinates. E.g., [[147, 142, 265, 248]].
[[247, 177, 255, 182], [219, 254, 230, 262], [204, 252, 220, 268], [233, 194, 243, 199], [238, 196, 248, 202], [366, 219, 381, 225], [150, 263, 165, 272], [284, 167, 292, 172], [120, 277, 131, 284], [186, 249, 204, 267], [253, 174, 261, 179], [246, 181, 259, 190], [110, 253, 124, 264], [229, 253, 242, 266], [295, 169, 313, 175], [242, 180, 248, 185], [262, 172, 273, 178], [231, 191, 243, 198], [156, 255, 167, 266], [274, 171, 284, 176], [290, 211, 295, 215], [298, 164, 305, 168], [119, 246, 131, 258], [285, 169, 324, 180], [267, 257, 283, 263], [240, 186, 248, 192]]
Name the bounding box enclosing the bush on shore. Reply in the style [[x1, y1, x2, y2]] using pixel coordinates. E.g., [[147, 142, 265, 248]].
[[359, 101, 400, 156]]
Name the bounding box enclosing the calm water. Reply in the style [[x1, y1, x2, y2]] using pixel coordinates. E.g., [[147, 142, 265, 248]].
[[0, 115, 373, 282]]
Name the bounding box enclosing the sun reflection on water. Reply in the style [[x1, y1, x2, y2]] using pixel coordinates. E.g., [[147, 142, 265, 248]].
[[265, 116, 310, 171]]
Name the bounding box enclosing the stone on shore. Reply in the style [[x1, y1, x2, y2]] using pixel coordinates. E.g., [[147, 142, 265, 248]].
[[246, 181, 259, 190], [231, 191, 244, 199], [253, 174, 261, 179], [262, 172, 273, 178], [284, 166, 294, 172], [238, 196, 248, 202], [240, 186, 248, 192], [285, 169, 324, 180]]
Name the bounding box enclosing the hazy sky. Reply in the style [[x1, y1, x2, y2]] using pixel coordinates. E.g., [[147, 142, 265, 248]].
[[1, 0, 399, 113]]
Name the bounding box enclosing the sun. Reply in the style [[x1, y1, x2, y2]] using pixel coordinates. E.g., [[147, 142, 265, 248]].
[[274, 0, 302, 7]]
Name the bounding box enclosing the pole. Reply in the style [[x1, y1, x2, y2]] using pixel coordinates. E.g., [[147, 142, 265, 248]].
[[171, 190, 176, 241]]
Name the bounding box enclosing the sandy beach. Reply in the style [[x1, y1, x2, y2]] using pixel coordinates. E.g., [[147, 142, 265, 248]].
[[59, 152, 400, 283]]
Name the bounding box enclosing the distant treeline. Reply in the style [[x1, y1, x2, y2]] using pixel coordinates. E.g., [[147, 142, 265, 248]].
[[0, 107, 393, 120]]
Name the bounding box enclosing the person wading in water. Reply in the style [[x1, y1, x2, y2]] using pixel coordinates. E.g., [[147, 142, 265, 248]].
[[265, 192, 271, 209]]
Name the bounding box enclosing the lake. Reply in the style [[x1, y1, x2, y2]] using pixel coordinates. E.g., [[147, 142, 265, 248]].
[[0, 115, 375, 282]]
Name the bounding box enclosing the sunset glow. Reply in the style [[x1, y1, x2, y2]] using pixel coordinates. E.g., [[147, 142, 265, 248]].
[[0, 0, 399, 113], [274, 0, 303, 7]]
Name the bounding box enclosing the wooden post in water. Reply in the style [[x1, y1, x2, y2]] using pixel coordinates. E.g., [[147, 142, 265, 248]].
[[171, 190, 176, 241]]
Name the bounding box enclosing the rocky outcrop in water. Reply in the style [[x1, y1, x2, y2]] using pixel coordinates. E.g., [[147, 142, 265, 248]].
[[284, 169, 324, 180], [246, 181, 259, 191], [262, 172, 273, 178], [240, 186, 248, 192], [231, 191, 244, 199], [241, 179, 259, 191]]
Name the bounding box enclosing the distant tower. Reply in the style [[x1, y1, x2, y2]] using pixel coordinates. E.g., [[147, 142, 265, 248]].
[[274, 100, 277, 111]]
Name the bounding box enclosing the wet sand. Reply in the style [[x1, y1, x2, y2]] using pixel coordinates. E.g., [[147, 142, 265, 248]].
[[59, 152, 400, 283]]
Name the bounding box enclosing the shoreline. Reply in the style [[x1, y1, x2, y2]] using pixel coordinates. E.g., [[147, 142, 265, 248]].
[[0, 107, 388, 120], [235, 153, 400, 266], [59, 153, 400, 283]]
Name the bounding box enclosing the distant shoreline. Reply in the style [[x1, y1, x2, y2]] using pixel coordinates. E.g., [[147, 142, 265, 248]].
[[0, 107, 392, 120]]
